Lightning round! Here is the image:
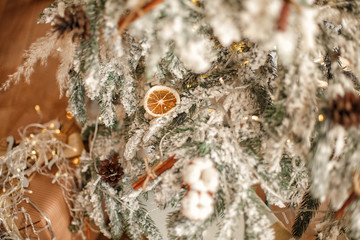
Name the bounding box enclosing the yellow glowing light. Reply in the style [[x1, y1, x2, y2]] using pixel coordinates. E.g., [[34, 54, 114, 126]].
[[66, 111, 73, 120], [208, 109, 215, 113], [52, 150, 56, 156], [219, 77, 224, 84], [28, 190, 33, 194], [25, 137, 30, 142], [72, 158, 80, 165], [34, 105, 40, 112], [98, 116, 102, 121], [251, 115, 259, 121], [55, 129, 61, 134], [31, 150, 37, 155], [73, 148, 77, 152], [52, 138, 57, 142], [242, 116, 248, 120], [55, 172, 59, 177], [191, 0, 199, 5], [49, 123, 55, 129], [2, 188, 6, 193], [186, 84, 192, 88], [16, 168, 21, 173], [31, 140, 37, 146], [41, 129, 47, 133], [318, 114, 325, 122], [30, 134, 34, 138]]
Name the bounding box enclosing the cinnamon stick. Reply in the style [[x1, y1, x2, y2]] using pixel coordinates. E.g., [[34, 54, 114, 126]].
[[132, 154, 177, 190]]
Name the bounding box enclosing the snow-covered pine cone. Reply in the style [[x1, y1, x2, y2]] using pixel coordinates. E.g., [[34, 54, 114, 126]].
[[330, 92, 360, 128], [53, 6, 91, 42], [98, 153, 124, 187]]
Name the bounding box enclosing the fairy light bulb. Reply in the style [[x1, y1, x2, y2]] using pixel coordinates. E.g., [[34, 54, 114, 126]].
[[318, 114, 325, 122], [34, 105, 40, 112], [251, 115, 259, 121], [55, 129, 61, 134], [72, 158, 80, 165], [66, 111, 73, 120]]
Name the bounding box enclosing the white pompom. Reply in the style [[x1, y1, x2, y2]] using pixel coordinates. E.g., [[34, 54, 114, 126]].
[[181, 190, 214, 221], [183, 158, 219, 193]]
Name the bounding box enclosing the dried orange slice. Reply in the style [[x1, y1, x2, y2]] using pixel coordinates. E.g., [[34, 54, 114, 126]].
[[144, 86, 180, 117]]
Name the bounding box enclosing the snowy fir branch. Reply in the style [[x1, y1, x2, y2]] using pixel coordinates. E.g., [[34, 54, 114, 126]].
[[4, 0, 360, 239]]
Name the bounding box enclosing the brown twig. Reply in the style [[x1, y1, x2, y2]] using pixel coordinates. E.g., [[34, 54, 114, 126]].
[[132, 154, 177, 191], [277, 0, 302, 32], [277, 0, 291, 32], [335, 191, 357, 219], [115, 0, 164, 38]]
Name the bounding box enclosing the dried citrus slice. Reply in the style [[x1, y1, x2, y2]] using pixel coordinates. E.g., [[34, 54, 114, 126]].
[[144, 86, 180, 117]]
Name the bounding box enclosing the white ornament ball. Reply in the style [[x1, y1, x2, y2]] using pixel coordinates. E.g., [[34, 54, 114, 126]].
[[181, 190, 214, 221], [183, 158, 219, 193]]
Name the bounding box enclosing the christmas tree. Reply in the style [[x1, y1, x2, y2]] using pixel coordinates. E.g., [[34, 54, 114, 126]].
[[1, 0, 360, 239]]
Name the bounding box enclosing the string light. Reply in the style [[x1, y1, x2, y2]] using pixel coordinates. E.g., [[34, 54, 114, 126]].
[[30, 134, 34, 138], [73, 148, 77, 152], [219, 77, 224, 84], [52, 150, 56, 156], [318, 114, 325, 122], [2, 188, 5, 193], [16, 168, 21, 173], [55, 129, 61, 134], [31, 150, 37, 155], [186, 84, 192, 88], [31, 140, 37, 146], [49, 123, 55, 129], [98, 116, 102, 121]]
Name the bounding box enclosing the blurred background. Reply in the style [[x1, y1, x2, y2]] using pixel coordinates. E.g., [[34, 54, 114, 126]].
[[0, 0, 68, 140]]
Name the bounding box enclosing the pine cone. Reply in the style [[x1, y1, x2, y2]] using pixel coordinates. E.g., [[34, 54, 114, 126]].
[[330, 92, 360, 128], [98, 154, 124, 187], [53, 6, 91, 42]]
